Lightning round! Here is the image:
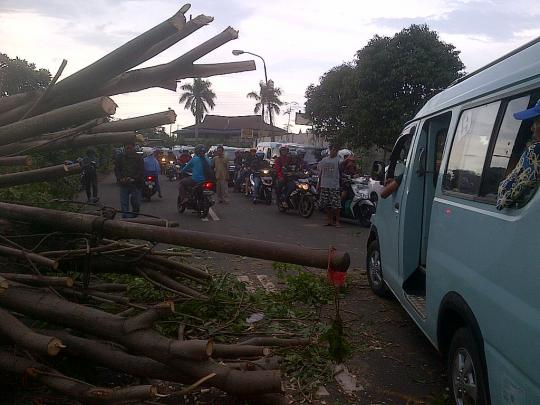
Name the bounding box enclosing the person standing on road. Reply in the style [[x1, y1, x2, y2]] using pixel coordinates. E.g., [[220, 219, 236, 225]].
[[143, 149, 163, 198], [318, 144, 342, 227], [213, 145, 229, 203], [117, 142, 144, 218], [80, 148, 99, 203]]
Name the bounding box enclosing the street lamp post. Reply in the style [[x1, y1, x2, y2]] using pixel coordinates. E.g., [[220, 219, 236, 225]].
[[232, 49, 275, 142]]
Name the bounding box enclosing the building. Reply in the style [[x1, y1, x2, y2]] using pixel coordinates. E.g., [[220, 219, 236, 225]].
[[173, 115, 287, 147]]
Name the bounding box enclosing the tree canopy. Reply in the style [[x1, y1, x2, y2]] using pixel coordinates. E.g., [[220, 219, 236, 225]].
[[247, 79, 284, 124], [305, 24, 465, 150], [0, 53, 51, 97], [179, 78, 216, 125]]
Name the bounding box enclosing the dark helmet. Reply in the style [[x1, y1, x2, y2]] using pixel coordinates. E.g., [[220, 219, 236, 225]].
[[255, 151, 265, 160], [195, 144, 206, 156], [279, 146, 288, 155]]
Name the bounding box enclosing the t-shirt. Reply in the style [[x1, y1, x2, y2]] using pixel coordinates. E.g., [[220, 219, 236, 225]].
[[181, 155, 212, 182], [318, 156, 340, 189]]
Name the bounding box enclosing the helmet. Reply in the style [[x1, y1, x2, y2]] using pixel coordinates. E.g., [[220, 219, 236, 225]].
[[338, 149, 354, 161], [195, 144, 206, 156], [255, 151, 265, 160], [279, 146, 288, 155]]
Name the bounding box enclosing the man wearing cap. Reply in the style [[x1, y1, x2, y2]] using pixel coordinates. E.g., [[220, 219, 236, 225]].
[[497, 100, 540, 210]]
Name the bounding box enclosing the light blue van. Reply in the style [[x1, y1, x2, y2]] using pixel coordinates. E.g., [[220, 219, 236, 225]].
[[367, 37, 540, 404]]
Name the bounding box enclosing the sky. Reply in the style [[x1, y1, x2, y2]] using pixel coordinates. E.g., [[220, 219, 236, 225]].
[[1, 0, 539, 134]]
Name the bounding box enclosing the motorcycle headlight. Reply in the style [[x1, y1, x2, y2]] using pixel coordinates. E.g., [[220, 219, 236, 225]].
[[161, 157, 166, 162], [169, 160, 174, 164], [298, 183, 309, 190], [262, 169, 269, 174]]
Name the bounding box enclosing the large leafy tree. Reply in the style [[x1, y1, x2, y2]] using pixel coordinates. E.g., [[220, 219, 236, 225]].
[[0, 53, 51, 97], [179, 78, 216, 124], [305, 24, 465, 150], [247, 79, 284, 125]]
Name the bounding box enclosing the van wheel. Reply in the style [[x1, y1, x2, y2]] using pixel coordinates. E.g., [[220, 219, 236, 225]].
[[448, 327, 489, 405], [366, 240, 389, 297]]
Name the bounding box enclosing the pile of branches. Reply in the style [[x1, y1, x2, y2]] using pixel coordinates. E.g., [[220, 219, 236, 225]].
[[0, 3, 255, 185]]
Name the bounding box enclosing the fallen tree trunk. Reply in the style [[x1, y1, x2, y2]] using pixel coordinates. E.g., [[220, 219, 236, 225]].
[[25, 7, 188, 117], [0, 155, 32, 166], [0, 97, 117, 146], [0, 244, 59, 269], [0, 308, 65, 356], [0, 163, 80, 188], [0, 351, 167, 403], [0, 90, 39, 114], [0, 285, 282, 396], [138, 268, 207, 299], [99, 27, 245, 95], [0, 203, 350, 271], [119, 216, 179, 227], [0, 131, 139, 156], [89, 110, 176, 133], [0, 273, 72, 287], [142, 255, 211, 281]]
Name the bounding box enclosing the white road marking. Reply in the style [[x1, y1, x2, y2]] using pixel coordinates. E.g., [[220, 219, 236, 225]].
[[201, 217, 209, 222], [208, 208, 220, 221]]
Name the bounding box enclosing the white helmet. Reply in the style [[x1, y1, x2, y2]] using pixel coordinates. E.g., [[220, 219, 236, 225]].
[[338, 149, 353, 161]]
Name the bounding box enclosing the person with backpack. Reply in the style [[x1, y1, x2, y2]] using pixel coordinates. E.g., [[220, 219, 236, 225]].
[[178, 144, 214, 205], [80, 148, 99, 203]]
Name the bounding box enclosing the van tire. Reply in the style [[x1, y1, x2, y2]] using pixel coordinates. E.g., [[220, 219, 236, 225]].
[[448, 327, 489, 405], [366, 240, 389, 297]]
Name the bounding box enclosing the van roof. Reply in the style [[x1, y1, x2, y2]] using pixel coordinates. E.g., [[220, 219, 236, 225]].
[[412, 36, 540, 122]]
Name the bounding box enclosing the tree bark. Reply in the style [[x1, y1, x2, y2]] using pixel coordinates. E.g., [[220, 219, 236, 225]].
[[0, 308, 65, 356], [138, 268, 207, 299], [119, 216, 178, 227], [0, 351, 166, 403], [142, 255, 211, 281], [0, 273, 72, 287], [0, 155, 32, 166], [99, 27, 243, 96], [0, 132, 138, 156], [89, 110, 176, 133], [0, 244, 59, 269], [0, 90, 40, 114], [0, 163, 81, 188], [0, 203, 350, 271], [0, 97, 117, 146]]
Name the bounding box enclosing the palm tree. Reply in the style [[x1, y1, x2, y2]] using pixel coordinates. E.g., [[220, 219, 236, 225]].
[[179, 78, 216, 125], [247, 79, 283, 126]]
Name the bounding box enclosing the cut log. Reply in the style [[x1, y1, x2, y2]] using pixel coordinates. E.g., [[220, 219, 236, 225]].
[[238, 337, 311, 347], [142, 255, 211, 280], [0, 351, 166, 403], [84, 282, 128, 293], [0, 284, 213, 361], [0, 308, 65, 356], [0, 163, 80, 188], [3, 131, 139, 156], [211, 343, 271, 359], [0, 273, 72, 287], [176, 61, 257, 80], [119, 216, 179, 227], [31, 118, 104, 141], [0, 90, 40, 114], [0, 97, 117, 146], [138, 268, 207, 299], [89, 110, 176, 133], [0, 286, 282, 396], [0, 203, 349, 271], [0, 245, 59, 269], [123, 301, 175, 333], [0, 155, 32, 166]]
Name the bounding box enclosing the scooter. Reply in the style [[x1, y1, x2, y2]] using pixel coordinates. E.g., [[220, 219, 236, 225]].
[[177, 174, 215, 218], [166, 161, 180, 181], [142, 174, 157, 201], [250, 169, 273, 204], [278, 172, 317, 218], [340, 175, 376, 227]]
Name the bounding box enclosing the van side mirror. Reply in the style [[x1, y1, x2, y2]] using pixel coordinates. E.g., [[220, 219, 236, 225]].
[[371, 161, 385, 183]]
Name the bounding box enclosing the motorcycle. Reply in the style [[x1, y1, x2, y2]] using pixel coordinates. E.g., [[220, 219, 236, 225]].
[[166, 160, 180, 181], [142, 174, 157, 201], [340, 175, 376, 227], [234, 163, 250, 193], [278, 171, 317, 218], [250, 169, 273, 204], [177, 175, 215, 218]]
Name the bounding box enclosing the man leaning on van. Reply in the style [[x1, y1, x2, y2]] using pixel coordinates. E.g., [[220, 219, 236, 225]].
[[497, 100, 540, 209]]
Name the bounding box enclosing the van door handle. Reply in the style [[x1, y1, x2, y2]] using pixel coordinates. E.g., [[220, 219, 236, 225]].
[[394, 202, 400, 211]]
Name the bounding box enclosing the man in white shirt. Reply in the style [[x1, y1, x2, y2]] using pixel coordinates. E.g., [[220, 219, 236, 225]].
[[318, 144, 342, 226]]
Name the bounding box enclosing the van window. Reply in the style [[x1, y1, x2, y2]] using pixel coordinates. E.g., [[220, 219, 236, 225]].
[[443, 101, 501, 195], [481, 95, 532, 197]]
